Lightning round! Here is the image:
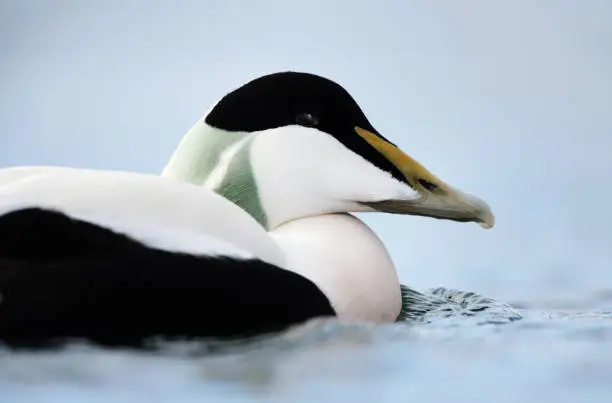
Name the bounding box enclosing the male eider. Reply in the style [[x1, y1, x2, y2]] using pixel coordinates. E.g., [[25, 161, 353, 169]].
[[0, 72, 494, 348]]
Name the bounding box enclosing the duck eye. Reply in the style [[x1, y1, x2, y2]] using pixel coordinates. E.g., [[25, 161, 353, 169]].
[[418, 179, 438, 192], [295, 112, 319, 127]]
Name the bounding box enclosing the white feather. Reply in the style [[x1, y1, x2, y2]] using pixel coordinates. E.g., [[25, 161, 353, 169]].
[[0, 166, 285, 266]]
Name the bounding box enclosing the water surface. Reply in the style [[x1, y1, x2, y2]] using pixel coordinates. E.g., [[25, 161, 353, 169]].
[[2, 299, 611, 403]]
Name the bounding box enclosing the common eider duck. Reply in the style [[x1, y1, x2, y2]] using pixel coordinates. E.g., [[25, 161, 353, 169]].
[[0, 72, 494, 348]]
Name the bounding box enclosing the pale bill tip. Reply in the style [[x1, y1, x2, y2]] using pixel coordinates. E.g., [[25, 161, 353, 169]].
[[457, 190, 495, 229], [477, 209, 495, 229]]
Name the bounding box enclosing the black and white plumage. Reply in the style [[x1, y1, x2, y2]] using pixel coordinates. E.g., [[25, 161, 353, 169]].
[[0, 208, 334, 348], [0, 72, 496, 348]]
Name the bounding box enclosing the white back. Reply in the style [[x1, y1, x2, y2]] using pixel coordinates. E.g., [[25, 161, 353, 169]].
[[0, 166, 285, 267], [269, 213, 402, 323]]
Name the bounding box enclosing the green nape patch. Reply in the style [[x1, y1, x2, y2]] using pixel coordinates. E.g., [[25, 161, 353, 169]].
[[187, 132, 245, 185], [215, 138, 268, 229]]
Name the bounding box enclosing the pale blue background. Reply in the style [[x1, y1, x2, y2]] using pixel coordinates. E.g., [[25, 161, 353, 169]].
[[2, 0, 611, 306]]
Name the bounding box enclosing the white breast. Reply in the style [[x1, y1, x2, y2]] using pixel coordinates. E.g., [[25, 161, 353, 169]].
[[0, 166, 286, 267], [270, 213, 402, 323]]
